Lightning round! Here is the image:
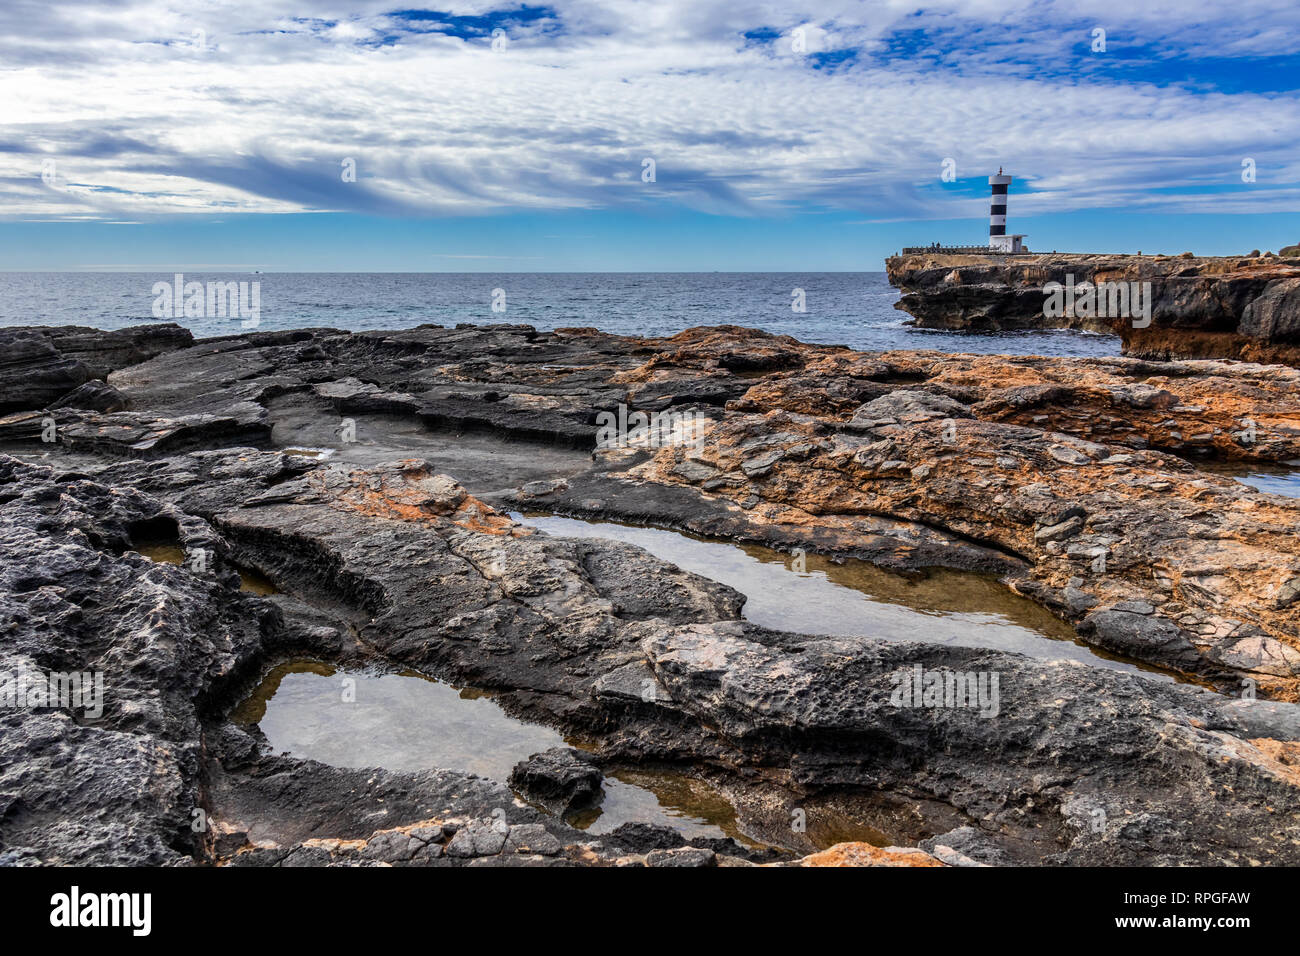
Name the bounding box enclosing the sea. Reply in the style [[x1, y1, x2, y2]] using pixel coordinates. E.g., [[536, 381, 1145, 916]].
[[0, 272, 1120, 357]]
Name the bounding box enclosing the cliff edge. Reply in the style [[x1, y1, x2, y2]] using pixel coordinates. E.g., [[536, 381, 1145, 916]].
[[886, 252, 1300, 364]]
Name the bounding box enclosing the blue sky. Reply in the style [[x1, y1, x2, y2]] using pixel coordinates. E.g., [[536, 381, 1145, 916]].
[[1, 0, 1297, 270]]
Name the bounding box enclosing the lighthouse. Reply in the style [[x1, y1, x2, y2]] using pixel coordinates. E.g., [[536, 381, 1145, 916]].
[[988, 168, 1026, 253]]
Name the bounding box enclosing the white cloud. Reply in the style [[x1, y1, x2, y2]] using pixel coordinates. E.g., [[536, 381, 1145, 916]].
[[0, 0, 1296, 222]]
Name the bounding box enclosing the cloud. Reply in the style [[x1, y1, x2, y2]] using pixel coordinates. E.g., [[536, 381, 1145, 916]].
[[0, 0, 1296, 223]]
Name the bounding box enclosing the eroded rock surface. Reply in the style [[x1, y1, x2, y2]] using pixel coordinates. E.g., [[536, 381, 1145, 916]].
[[510, 328, 1300, 698], [2, 322, 1299, 867]]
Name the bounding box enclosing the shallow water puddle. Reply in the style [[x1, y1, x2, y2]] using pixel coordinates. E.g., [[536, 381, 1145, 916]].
[[566, 769, 755, 845], [234, 566, 281, 595], [232, 660, 565, 780], [1203, 460, 1300, 498], [232, 660, 755, 844], [133, 541, 280, 594], [280, 446, 333, 459], [515, 513, 1174, 680]]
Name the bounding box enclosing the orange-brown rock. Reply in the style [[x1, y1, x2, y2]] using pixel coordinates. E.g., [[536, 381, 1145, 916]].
[[795, 843, 946, 867]]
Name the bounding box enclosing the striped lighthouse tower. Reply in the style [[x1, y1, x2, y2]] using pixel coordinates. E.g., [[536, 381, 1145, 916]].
[[987, 168, 1026, 253]]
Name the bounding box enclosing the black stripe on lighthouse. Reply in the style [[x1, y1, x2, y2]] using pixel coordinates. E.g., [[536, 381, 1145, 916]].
[[988, 173, 1012, 241]]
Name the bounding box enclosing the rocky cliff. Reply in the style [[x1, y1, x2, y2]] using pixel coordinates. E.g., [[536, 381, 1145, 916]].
[[886, 252, 1300, 364]]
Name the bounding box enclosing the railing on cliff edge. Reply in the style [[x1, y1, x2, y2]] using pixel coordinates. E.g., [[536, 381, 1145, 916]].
[[899, 246, 1036, 255]]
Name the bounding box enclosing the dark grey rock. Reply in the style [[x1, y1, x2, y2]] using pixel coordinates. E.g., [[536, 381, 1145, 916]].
[[503, 823, 563, 856], [445, 821, 510, 858], [920, 827, 1014, 867], [0, 332, 91, 413], [645, 847, 717, 867], [845, 390, 972, 432], [1079, 608, 1201, 666], [606, 822, 686, 853], [49, 380, 129, 413], [361, 830, 425, 862], [509, 748, 603, 813], [672, 459, 719, 483]]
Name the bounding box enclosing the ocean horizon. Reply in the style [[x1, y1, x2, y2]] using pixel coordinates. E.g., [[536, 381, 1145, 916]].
[[0, 270, 1120, 356]]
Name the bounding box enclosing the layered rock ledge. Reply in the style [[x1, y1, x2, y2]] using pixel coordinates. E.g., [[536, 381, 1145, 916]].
[[886, 252, 1300, 364], [0, 323, 193, 414], [2, 322, 1299, 867]]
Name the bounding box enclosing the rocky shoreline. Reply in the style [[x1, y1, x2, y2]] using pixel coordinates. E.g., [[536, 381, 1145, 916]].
[[2, 321, 1299, 867], [886, 252, 1300, 364]]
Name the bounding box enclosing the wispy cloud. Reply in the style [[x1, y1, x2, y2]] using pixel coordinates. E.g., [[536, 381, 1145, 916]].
[[0, 0, 1296, 223]]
